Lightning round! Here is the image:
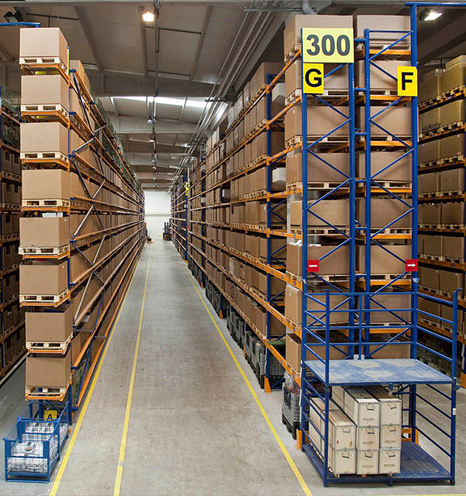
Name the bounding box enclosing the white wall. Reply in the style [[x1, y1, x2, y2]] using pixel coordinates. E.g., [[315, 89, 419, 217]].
[[144, 191, 171, 239]]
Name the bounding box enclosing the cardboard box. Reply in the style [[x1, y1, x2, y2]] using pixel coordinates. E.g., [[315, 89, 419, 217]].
[[70, 59, 90, 89], [365, 292, 411, 325], [290, 200, 349, 227], [355, 60, 410, 91], [440, 99, 464, 128], [355, 15, 410, 44], [440, 133, 465, 160], [356, 426, 380, 451], [287, 151, 349, 185], [20, 27, 68, 67], [344, 387, 380, 426], [379, 449, 401, 474], [26, 304, 74, 343], [20, 261, 68, 296], [284, 15, 353, 58], [367, 386, 402, 425], [21, 121, 68, 155], [419, 172, 439, 194], [286, 242, 350, 276], [23, 169, 71, 201], [423, 235, 442, 257], [441, 64, 466, 94], [21, 74, 68, 110], [357, 244, 410, 274], [20, 217, 70, 248], [439, 269, 463, 294], [420, 69, 443, 102], [357, 450, 379, 475], [357, 106, 411, 137], [25, 349, 71, 388], [285, 60, 347, 98], [420, 107, 441, 133], [250, 62, 283, 97], [419, 265, 439, 290], [285, 105, 349, 142], [442, 202, 464, 225], [419, 203, 441, 225], [356, 198, 411, 230], [443, 236, 464, 260], [286, 333, 302, 372], [419, 140, 440, 164], [355, 151, 411, 182], [439, 168, 464, 192], [255, 307, 286, 337]]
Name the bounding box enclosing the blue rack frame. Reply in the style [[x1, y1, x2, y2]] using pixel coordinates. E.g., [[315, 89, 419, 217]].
[[299, 3, 461, 486]]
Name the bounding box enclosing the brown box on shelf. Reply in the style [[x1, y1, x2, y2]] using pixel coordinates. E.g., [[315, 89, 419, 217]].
[[440, 64, 466, 94], [285, 106, 349, 142], [20, 27, 68, 67], [286, 242, 349, 276], [419, 140, 440, 164], [419, 203, 441, 225], [2, 183, 21, 204], [23, 169, 71, 200], [250, 62, 283, 97], [357, 245, 411, 275], [355, 60, 410, 91], [366, 292, 411, 324], [420, 69, 443, 103], [441, 202, 464, 225], [419, 172, 439, 195], [287, 151, 349, 184], [439, 100, 464, 128], [285, 284, 349, 325], [21, 121, 68, 155], [419, 297, 441, 325], [259, 202, 287, 227], [357, 106, 411, 137], [354, 16, 410, 45], [290, 200, 349, 227], [424, 235, 443, 257], [26, 349, 71, 389], [356, 198, 411, 229], [419, 265, 439, 290], [356, 151, 411, 182], [439, 168, 464, 192], [252, 132, 284, 159], [26, 304, 74, 343], [420, 107, 441, 133], [255, 307, 286, 337], [284, 15, 353, 58], [440, 133, 465, 160], [254, 271, 286, 296], [21, 74, 69, 110], [443, 236, 464, 260], [20, 260, 68, 296], [20, 217, 70, 248], [285, 60, 348, 98], [255, 98, 284, 125], [259, 237, 286, 260], [439, 269, 463, 294], [70, 59, 90, 89]]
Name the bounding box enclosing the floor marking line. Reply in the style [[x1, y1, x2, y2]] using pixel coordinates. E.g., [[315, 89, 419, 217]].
[[50, 251, 143, 496], [113, 244, 152, 496], [186, 269, 312, 496]]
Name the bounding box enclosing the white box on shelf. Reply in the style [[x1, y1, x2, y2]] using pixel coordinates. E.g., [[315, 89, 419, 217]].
[[367, 386, 402, 425], [328, 410, 356, 450], [356, 450, 379, 475], [328, 446, 356, 475], [356, 426, 380, 451], [380, 425, 402, 449], [379, 449, 401, 474], [344, 388, 380, 426]]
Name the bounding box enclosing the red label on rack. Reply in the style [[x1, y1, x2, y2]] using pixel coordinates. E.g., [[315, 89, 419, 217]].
[[307, 260, 320, 273], [406, 259, 418, 272]]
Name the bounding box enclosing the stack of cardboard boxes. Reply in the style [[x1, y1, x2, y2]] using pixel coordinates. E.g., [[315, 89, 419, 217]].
[[418, 56, 466, 342], [18, 27, 145, 399], [0, 93, 25, 378], [308, 386, 402, 476]]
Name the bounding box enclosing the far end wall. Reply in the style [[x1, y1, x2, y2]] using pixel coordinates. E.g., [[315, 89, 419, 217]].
[[144, 191, 171, 239]]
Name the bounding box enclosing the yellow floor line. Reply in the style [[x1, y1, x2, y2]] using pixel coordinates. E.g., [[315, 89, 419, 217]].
[[113, 244, 152, 496], [50, 252, 142, 496], [186, 269, 312, 496]]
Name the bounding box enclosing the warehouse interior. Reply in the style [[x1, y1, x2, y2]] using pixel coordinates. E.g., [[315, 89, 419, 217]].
[[0, 0, 466, 494]]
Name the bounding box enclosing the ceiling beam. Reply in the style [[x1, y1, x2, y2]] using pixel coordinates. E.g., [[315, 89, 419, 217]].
[[75, 6, 104, 71], [190, 5, 212, 82], [108, 115, 197, 135]]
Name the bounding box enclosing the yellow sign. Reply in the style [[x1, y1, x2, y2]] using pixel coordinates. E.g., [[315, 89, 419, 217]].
[[302, 28, 354, 63], [303, 63, 324, 94], [397, 66, 418, 96]]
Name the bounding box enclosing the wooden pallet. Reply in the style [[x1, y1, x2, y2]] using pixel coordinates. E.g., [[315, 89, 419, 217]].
[[369, 227, 412, 235], [25, 381, 71, 400], [21, 103, 68, 116], [20, 289, 70, 306], [22, 198, 70, 208], [286, 135, 349, 149], [20, 151, 68, 162], [20, 56, 67, 72], [290, 226, 350, 236], [286, 182, 303, 192], [285, 89, 302, 106], [284, 44, 301, 63], [420, 121, 465, 139], [419, 155, 465, 169], [26, 334, 72, 353], [19, 245, 70, 258], [286, 271, 301, 283], [435, 190, 465, 197], [285, 317, 302, 333]]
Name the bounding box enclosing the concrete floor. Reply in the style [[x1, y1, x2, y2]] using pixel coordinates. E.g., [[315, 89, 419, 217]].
[[0, 239, 465, 496]]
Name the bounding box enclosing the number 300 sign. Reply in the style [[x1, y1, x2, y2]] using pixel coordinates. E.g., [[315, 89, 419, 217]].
[[302, 28, 354, 64]]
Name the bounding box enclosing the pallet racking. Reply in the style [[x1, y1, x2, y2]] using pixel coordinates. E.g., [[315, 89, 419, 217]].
[[0, 85, 25, 381], [170, 173, 188, 260], [171, 3, 459, 487]]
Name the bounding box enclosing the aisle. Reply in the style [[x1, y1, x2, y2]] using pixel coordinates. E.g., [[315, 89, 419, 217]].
[[48, 240, 314, 496]]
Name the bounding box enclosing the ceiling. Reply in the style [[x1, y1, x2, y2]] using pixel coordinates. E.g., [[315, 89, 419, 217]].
[[0, 1, 465, 191]]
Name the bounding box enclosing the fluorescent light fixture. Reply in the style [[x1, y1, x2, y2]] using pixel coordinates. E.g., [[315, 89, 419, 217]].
[[142, 9, 155, 22], [116, 96, 211, 109], [424, 10, 442, 21]]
